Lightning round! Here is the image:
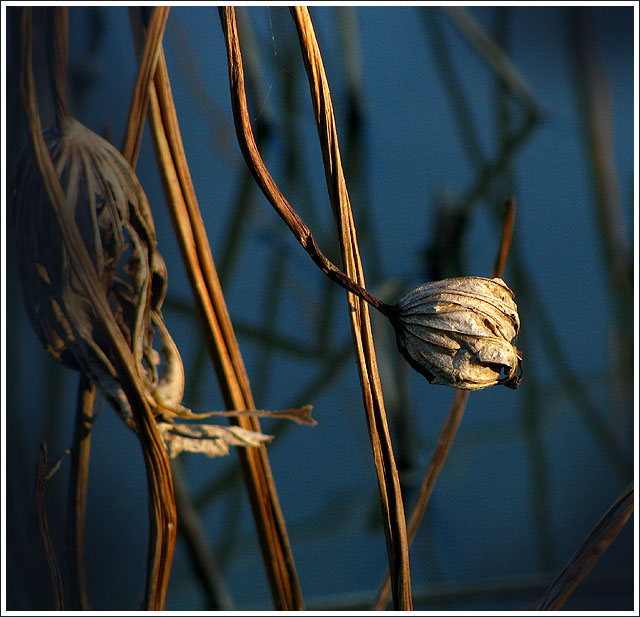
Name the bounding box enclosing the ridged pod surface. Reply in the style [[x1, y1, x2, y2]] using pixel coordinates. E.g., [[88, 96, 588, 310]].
[[391, 276, 522, 390]]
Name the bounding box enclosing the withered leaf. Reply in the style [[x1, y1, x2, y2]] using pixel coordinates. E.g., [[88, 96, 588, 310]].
[[157, 422, 273, 459]]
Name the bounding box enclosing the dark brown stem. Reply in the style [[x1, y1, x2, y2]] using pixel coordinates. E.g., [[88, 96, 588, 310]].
[[20, 9, 177, 609], [48, 6, 69, 127], [492, 197, 516, 278], [536, 482, 633, 610], [218, 7, 394, 321], [35, 442, 65, 610], [374, 198, 517, 609], [67, 375, 95, 610]]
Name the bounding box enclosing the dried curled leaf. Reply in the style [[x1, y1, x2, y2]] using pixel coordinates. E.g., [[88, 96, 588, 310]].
[[11, 117, 183, 420], [11, 116, 315, 456], [390, 276, 522, 390], [157, 422, 273, 459]]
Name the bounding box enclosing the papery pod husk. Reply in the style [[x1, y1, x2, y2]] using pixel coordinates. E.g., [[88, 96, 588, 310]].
[[11, 117, 314, 456], [390, 276, 522, 390], [11, 116, 184, 421]]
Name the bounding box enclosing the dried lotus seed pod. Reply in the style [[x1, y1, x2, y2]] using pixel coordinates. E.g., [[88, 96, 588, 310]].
[[388, 276, 522, 390]]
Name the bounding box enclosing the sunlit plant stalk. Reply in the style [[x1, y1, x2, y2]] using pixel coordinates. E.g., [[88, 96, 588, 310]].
[[128, 8, 306, 609], [374, 197, 516, 610], [17, 7, 177, 608]]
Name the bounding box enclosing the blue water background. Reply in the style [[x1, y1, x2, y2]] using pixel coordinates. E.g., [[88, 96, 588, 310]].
[[4, 5, 635, 611]]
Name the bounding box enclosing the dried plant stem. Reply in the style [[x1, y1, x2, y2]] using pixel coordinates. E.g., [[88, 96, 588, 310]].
[[492, 197, 516, 280], [218, 8, 393, 322], [536, 483, 634, 610], [47, 6, 68, 127], [45, 8, 93, 610], [35, 442, 65, 610], [288, 7, 413, 609], [19, 8, 177, 609], [127, 12, 303, 608], [67, 375, 95, 610], [374, 390, 469, 609], [220, 5, 411, 609], [374, 197, 516, 609], [172, 461, 234, 610], [122, 6, 170, 167]]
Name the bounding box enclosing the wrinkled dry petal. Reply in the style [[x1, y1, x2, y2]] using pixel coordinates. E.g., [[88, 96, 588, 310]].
[[391, 276, 522, 390]]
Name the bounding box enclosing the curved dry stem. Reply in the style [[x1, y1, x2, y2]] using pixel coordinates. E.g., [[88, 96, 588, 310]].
[[19, 8, 177, 609], [536, 483, 633, 610], [127, 10, 304, 608], [218, 7, 393, 320], [67, 375, 95, 610]]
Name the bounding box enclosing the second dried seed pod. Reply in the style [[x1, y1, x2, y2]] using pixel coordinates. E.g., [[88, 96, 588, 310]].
[[11, 116, 184, 421]]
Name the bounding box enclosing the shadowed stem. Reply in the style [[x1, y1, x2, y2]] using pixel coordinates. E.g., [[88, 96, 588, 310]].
[[374, 197, 516, 609], [35, 442, 65, 610], [20, 8, 177, 609], [126, 9, 305, 608], [172, 460, 235, 610], [67, 376, 95, 610], [218, 7, 394, 321], [47, 6, 68, 127], [536, 483, 633, 610]]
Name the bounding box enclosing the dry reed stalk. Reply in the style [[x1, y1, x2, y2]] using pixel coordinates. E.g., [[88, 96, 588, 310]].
[[374, 198, 516, 609], [44, 6, 94, 610], [536, 482, 634, 610], [35, 442, 65, 610], [122, 6, 170, 167], [128, 11, 304, 609], [288, 7, 413, 609], [19, 8, 177, 609], [67, 375, 95, 610], [61, 6, 168, 607], [219, 5, 411, 609]]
